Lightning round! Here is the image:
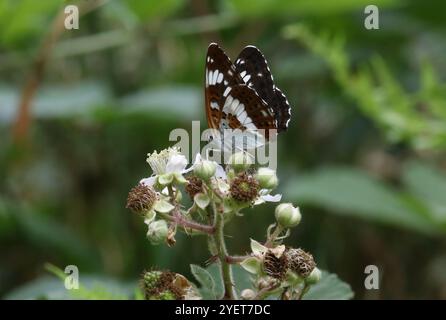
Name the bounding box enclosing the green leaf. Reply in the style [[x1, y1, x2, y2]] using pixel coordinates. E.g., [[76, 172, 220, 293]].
[[190, 264, 216, 300], [286, 167, 440, 235], [4, 272, 136, 300], [403, 161, 446, 224], [303, 271, 353, 300]]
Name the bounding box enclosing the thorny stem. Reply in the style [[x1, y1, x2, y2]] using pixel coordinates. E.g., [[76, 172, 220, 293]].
[[212, 201, 236, 300], [225, 254, 251, 264], [161, 209, 215, 235]]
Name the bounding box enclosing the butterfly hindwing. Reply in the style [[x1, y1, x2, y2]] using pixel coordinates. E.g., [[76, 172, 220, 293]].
[[235, 45, 291, 132]]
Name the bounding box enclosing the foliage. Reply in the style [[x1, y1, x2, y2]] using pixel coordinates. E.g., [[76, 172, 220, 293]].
[[283, 24, 446, 151]]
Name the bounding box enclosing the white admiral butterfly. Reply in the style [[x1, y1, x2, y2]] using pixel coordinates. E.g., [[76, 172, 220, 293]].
[[204, 43, 291, 152]]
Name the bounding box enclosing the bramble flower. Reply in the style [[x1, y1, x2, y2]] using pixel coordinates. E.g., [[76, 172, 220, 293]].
[[141, 147, 188, 187]]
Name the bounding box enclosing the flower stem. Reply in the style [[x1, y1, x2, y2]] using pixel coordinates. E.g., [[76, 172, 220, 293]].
[[212, 202, 236, 300], [265, 224, 283, 247], [161, 210, 215, 235]]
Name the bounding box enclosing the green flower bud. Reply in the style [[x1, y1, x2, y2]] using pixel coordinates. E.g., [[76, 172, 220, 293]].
[[147, 220, 168, 245], [194, 160, 216, 180], [305, 267, 321, 285], [256, 167, 278, 189], [228, 152, 253, 172], [275, 203, 301, 228]]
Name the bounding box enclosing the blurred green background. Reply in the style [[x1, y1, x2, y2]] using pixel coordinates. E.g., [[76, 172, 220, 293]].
[[1, 0, 446, 299]]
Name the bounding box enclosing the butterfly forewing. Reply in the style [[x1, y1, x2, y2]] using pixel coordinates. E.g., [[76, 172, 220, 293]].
[[205, 43, 242, 129], [235, 46, 291, 132]]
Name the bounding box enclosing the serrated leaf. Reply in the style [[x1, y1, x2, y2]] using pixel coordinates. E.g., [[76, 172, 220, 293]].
[[190, 264, 216, 300], [303, 271, 353, 300]]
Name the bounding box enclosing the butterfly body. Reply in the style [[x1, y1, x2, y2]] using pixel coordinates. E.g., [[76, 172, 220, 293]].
[[204, 43, 291, 152]]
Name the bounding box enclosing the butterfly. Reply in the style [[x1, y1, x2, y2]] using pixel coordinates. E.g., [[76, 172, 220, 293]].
[[204, 43, 291, 153]]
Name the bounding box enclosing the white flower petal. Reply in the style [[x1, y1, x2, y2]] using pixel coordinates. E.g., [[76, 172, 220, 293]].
[[140, 176, 157, 186], [215, 164, 227, 179], [261, 194, 282, 202], [166, 154, 188, 173]]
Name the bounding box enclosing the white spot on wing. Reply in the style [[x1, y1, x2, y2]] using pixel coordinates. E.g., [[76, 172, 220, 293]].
[[240, 71, 247, 78], [230, 99, 239, 114], [223, 95, 233, 112], [243, 75, 251, 82], [208, 70, 213, 85], [210, 101, 219, 109], [217, 72, 223, 84], [239, 110, 247, 123], [223, 87, 231, 97], [212, 70, 218, 84]]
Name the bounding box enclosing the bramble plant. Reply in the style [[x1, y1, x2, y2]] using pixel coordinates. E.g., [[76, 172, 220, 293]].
[[125, 146, 351, 300]]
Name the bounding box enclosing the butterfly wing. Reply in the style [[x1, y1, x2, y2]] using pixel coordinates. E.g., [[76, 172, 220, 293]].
[[205, 43, 242, 130], [235, 45, 291, 132]]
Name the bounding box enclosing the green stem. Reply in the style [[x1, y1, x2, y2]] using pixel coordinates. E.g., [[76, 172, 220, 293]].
[[212, 202, 236, 300]]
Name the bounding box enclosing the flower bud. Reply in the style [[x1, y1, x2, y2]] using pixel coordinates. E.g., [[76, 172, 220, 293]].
[[228, 152, 253, 172], [256, 167, 278, 189], [194, 159, 216, 180], [146, 220, 168, 245], [275, 203, 301, 228], [240, 289, 256, 300], [305, 267, 322, 284]]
